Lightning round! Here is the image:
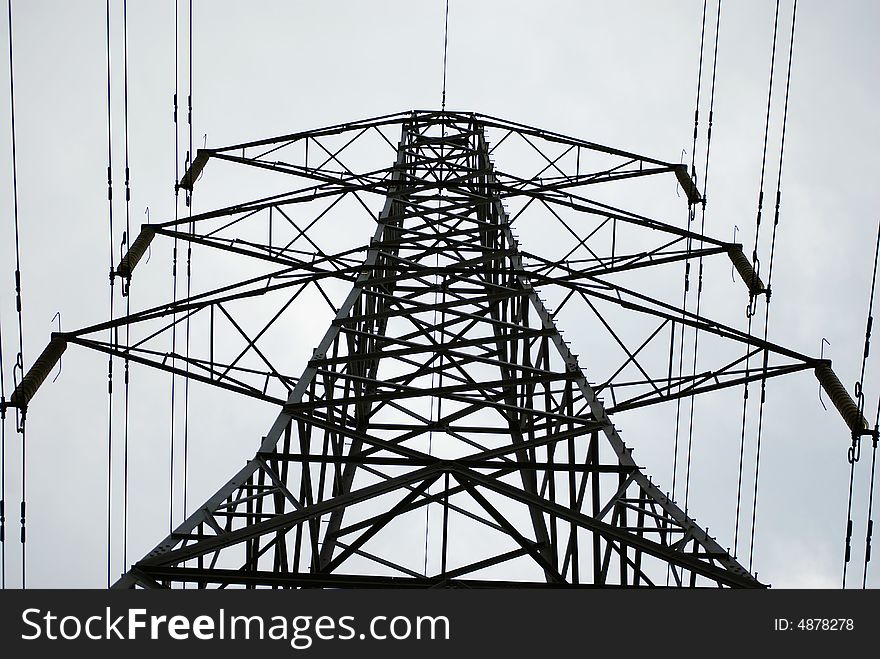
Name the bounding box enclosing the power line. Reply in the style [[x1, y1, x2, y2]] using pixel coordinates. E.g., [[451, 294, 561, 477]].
[[761, 0, 797, 297], [847, 216, 880, 588], [670, 0, 710, 515], [6, 0, 27, 589], [0, 270, 6, 590], [748, 0, 797, 574], [121, 0, 133, 576], [683, 0, 723, 515], [182, 0, 194, 562], [734, 0, 779, 570], [733, 312, 752, 555], [104, 0, 115, 589], [750, 0, 782, 275], [689, 0, 709, 181], [733, 0, 781, 564], [0, 0, 18, 594], [843, 451, 858, 586], [170, 0, 180, 537], [5, 0, 22, 365], [441, 0, 450, 111], [667, 0, 711, 585], [864, 404, 878, 588], [859, 225, 880, 590]]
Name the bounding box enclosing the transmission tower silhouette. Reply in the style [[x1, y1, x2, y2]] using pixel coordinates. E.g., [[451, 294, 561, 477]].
[[8, 110, 864, 588]]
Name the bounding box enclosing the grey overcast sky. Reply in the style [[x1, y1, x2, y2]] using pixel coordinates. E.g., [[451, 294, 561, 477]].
[[1, 0, 879, 588]]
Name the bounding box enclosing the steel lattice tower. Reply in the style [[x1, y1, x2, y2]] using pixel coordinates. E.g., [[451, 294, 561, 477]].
[[8, 111, 864, 588]]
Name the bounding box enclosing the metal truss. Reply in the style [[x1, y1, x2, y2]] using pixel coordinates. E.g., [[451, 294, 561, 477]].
[[8, 110, 861, 588]]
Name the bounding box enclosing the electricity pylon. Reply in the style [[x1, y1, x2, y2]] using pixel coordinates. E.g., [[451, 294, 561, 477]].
[[8, 110, 864, 587]]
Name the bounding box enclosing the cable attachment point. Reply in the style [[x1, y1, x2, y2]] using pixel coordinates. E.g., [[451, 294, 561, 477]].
[[855, 380, 866, 417], [867, 518, 874, 564], [50, 312, 63, 383], [730, 226, 740, 282], [120, 231, 131, 296], [746, 296, 758, 319], [818, 339, 830, 410], [143, 207, 152, 267], [845, 518, 853, 563], [12, 352, 25, 433], [848, 431, 862, 464]]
